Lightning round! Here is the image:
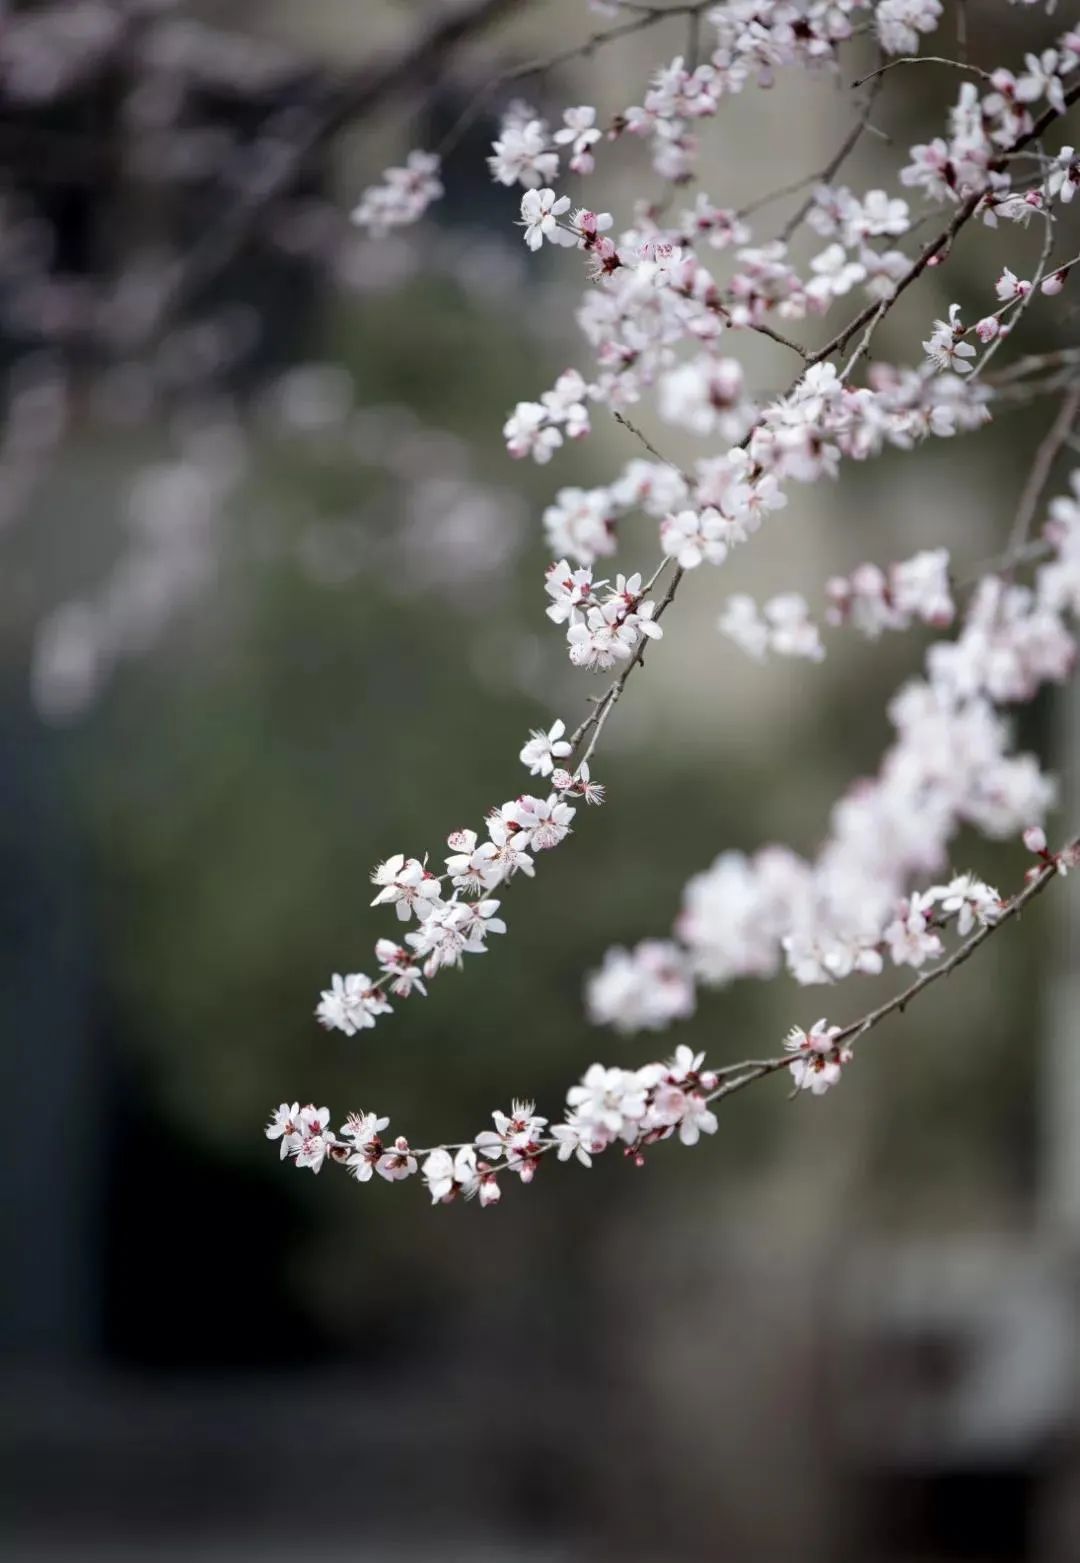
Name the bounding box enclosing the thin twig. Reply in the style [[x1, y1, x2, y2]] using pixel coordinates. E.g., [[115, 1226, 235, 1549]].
[[987, 347, 1080, 387], [737, 77, 885, 231], [578, 563, 683, 766], [148, 0, 523, 336], [839, 297, 888, 380], [958, 537, 1052, 588], [834, 842, 1075, 1047], [686, 6, 703, 72], [778, 72, 886, 246], [971, 210, 1058, 382], [1004, 385, 1080, 562], [612, 410, 691, 478], [744, 320, 809, 359], [852, 54, 992, 89]]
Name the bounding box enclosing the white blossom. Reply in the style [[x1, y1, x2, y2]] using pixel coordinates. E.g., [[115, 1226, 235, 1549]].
[[785, 1021, 851, 1096], [519, 188, 576, 251], [519, 718, 573, 776], [660, 508, 728, 569], [370, 854, 442, 922], [586, 939, 695, 1033], [315, 973, 392, 1036], [488, 112, 558, 188]]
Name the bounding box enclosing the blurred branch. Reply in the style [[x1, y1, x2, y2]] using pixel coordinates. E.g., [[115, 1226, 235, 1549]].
[[572, 561, 684, 769], [988, 347, 1080, 386], [435, 0, 717, 160], [852, 54, 993, 89], [150, 0, 525, 333], [1005, 384, 1080, 562], [778, 71, 886, 245]]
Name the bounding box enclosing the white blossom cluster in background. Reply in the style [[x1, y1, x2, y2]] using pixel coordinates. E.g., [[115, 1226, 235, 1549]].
[[268, 1, 1080, 1207], [350, 151, 443, 237], [717, 545, 956, 663], [31, 380, 529, 720]]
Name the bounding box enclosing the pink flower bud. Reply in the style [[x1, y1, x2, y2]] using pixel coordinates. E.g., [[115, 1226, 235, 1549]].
[[1023, 825, 1047, 854]]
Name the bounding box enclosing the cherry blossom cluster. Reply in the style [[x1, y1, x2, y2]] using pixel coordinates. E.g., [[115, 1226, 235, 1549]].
[[584, 939, 695, 1034], [488, 99, 605, 188], [717, 546, 956, 662], [571, 5, 914, 189], [545, 559, 664, 669], [313, 719, 610, 1036], [785, 1019, 853, 1096], [351, 151, 443, 237], [515, 216, 1001, 450], [612, 3, 943, 184], [541, 457, 687, 563], [825, 548, 955, 637], [923, 247, 1080, 370], [534, 369, 990, 669], [487, 98, 604, 190], [882, 874, 1003, 968], [533, 362, 988, 676], [718, 592, 825, 662], [490, 14, 1078, 468], [504, 368, 592, 465], [901, 49, 1080, 217], [266, 1042, 723, 1206]]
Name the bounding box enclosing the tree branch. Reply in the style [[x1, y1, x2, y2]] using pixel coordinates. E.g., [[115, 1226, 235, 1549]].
[[312, 837, 1076, 1181], [1005, 386, 1080, 564], [705, 834, 1077, 1107], [809, 78, 1080, 369]]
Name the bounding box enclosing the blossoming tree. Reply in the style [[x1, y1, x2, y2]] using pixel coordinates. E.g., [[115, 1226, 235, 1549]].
[[268, 0, 1080, 1210]]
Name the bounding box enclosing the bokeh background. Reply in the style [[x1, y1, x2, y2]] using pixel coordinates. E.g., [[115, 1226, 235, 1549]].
[[2, 2, 1079, 1559]]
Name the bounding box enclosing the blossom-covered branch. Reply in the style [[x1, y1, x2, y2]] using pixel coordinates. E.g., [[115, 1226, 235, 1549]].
[[267, 831, 1076, 1206], [272, 1, 1080, 1213]]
